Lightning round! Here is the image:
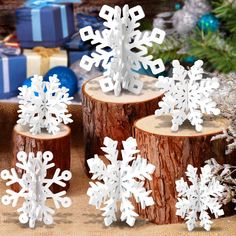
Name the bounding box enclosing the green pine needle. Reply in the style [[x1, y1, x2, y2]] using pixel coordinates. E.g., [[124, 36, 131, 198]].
[[188, 30, 236, 73], [212, 0, 236, 34], [149, 35, 186, 63]]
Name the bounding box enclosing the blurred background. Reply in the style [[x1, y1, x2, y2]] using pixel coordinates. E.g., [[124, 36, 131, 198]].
[[0, 0, 235, 74]]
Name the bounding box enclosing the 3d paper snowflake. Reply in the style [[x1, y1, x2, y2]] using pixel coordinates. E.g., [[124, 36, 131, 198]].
[[87, 137, 155, 226], [79, 4, 166, 96], [155, 60, 220, 132], [176, 164, 225, 231], [18, 75, 73, 135], [1, 151, 72, 229]]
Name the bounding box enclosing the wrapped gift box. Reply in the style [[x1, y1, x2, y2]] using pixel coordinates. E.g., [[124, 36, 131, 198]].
[[69, 50, 92, 66], [0, 54, 26, 99], [77, 13, 105, 31], [65, 33, 93, 51], [16, 3, 75, 48], [23, 47, 68, 77]]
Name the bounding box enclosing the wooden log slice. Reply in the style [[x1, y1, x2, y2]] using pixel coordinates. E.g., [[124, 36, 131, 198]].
[[82, 75, 163, 173], [133, 115, 236, 225], [12, 124, 71, 193]]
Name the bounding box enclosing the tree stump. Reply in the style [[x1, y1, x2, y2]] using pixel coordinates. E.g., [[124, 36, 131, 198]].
[[12, 124, 71, 193], [82, 75, 163, 173], [133, 115, 236, 225]]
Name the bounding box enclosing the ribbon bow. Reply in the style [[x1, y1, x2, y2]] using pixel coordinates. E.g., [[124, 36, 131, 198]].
[[33, 47, 60, 57], [25, 0, 59, 8], [32, 47, 61, 75], [25, 0, 81, 8]]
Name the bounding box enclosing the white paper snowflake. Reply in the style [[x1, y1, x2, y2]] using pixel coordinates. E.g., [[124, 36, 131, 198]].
[[176, 164, 225, 231], [1, 151, 72, 229], [17, 74, 73, 135], [87, 137, 155, 226], [79, 4, 166, 96], [155, 60, 220, 132]]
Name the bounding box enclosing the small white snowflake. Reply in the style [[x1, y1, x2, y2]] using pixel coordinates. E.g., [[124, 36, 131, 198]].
[[1, 151, 72, 229], [176, 164, 225, 231], [87, 137, 155, 226], [17, 74, 73, 135], [79, 4, 166, 96], [155, 60, 220, 132]]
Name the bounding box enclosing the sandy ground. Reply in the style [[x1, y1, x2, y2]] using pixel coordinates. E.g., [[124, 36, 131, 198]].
[[0, 102, 235, 236]]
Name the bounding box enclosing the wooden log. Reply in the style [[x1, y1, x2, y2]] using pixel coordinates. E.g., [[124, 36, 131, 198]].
[[82, 75, 163, 173], [12, 124, 71, 193], [133, 115, 236, 225]]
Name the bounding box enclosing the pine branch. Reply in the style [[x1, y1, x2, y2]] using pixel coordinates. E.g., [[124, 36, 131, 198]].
[[149, 34, 186, 63], [188, 31, 236, 73], [212, 0, 236, 34]]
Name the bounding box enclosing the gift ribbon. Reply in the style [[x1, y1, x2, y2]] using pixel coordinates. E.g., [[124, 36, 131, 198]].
[[33, 47, 60, 75], [0, 37, 21, 93], [0, 34, 20, 48], [25, 0, 81, 5], [25, 0, 69, 42], [1, 56, 10, 93]]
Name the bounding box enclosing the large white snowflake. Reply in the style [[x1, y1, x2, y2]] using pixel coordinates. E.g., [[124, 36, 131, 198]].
[[176, 164, 225, 231], [17, 74, 73, 135], [155, 60, 220, 132], [87, 137, 155, 226], [1, 151, 72, 229], [79, 4, 166, 96]]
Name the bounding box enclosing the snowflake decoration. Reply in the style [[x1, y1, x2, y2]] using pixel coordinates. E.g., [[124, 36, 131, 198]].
[[206, 158, 236, 210], [87, 137, 155, 226], [155, 60, 220, 132], [17, 74, 73, 135], [1, 151, 72, 229], [176, 164, 225, 231], [79, 4, 166, 96]]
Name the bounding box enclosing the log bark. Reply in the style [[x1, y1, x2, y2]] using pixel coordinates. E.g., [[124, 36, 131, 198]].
[[82, 75, 163, 173], [133, 115, 236, 225], [12, 124, 71, 193]]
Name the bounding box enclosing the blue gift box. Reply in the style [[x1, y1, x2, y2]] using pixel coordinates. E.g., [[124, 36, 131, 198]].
[[69, 50, 92, 66], [69, 47, 112, 67], [77, 13, 105, 31], [65, 14, 105, 51], [16, 3, 75, 48], [65, 32, 93, 51], [0, 55, 26, 99]]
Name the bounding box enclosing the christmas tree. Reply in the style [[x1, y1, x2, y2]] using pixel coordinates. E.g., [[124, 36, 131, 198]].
[[151, 0, 236, 73]]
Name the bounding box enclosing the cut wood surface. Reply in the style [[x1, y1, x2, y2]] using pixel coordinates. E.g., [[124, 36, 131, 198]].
[[82, 75, 163, 173], [134, 115, 236, 225], [12, 124, 71, 193]]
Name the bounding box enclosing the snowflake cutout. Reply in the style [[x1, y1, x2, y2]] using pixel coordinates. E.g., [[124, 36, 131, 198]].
[[79, 4, 166, 96], [17, 75, 73, 135], [1, 151, 72, 229], [176, 164, 225, 231], [155, 60, 220, 132], [87, 137, 155, 226]]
